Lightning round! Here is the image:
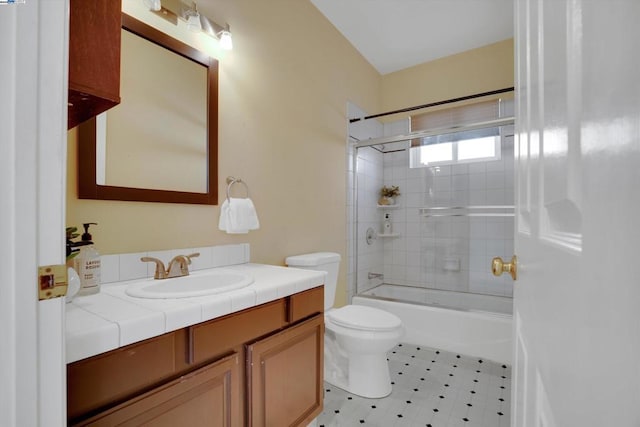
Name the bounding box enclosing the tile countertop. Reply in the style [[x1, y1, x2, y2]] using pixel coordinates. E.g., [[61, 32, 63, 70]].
[[66, 263, 325, 364]]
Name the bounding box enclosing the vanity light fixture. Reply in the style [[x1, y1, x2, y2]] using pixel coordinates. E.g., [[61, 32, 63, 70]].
[[143, 0, 179, 25], [186, 10, 202, 32], [145, 0, 234, 51], [142, 0, 161, 11], [201, 17, 233, 51], [181, 1, 203, 32], [183, 1, 234, 50], [218, 27, 233, 51]]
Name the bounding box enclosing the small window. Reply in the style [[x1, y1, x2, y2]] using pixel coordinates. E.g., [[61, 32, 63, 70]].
[[420, 142, 453, 164], [410, 129, 501, 168], [458, 136, 498, 161]]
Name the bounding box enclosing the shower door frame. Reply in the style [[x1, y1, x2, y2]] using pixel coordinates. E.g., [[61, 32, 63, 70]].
[[350, 116, 516, 302]]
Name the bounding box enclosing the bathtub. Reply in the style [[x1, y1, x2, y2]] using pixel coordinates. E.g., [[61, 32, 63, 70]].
[[352, 284, 513, 364]]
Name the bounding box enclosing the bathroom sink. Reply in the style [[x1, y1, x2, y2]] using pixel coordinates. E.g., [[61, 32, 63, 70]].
[[125, 269, 254, 299]]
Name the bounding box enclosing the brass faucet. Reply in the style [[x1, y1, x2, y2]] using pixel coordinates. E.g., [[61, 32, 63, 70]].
[[167, 253, 200, 278], [141, 253, 200, 279]]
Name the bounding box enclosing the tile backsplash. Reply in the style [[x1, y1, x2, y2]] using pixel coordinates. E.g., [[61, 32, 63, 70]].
[[100, 243, 250, 284]]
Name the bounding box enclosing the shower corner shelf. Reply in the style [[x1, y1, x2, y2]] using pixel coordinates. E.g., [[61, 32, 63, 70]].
[[378, 233, 400, 238], [377, 204, 400, 209]]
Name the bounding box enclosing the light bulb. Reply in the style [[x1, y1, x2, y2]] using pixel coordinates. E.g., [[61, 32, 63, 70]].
[[219, 30, 233, 51]]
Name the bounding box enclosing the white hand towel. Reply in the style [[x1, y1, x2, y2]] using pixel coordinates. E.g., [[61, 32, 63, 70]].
[[218, 197, 260, 234]]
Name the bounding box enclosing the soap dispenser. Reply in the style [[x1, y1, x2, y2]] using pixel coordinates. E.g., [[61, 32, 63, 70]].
[[74, 222, 101, 296], [382, 213, 392, 235]]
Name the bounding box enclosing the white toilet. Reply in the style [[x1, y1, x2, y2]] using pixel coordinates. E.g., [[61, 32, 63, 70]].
[[286, 252, 403, 398]]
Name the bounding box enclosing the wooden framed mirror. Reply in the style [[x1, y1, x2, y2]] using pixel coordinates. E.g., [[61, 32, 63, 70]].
[[78, 13, 218, 205]]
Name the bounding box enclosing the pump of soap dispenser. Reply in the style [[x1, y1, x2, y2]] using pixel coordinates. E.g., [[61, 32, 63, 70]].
[[81, 222, 97, 243]]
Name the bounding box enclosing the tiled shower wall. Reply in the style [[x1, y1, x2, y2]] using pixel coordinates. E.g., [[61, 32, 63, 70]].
[[347, 102, 515, 300], [381, 133, 515, 297]]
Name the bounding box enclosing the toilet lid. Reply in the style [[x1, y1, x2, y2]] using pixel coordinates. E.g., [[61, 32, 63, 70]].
[[327, 305, 402, 332]]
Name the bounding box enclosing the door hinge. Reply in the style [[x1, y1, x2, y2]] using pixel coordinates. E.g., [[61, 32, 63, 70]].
[[38, 264, 68, 301]]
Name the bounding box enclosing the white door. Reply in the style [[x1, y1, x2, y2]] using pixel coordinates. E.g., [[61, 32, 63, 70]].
[[0, 1, 68, 426], [512, 0, 640, 426]]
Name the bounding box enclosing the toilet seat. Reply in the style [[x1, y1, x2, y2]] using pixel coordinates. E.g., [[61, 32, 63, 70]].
[[327, 305, 402, 332]]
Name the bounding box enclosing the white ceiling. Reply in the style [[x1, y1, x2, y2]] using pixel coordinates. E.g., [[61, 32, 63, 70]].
[[310, 0, 514, 75]]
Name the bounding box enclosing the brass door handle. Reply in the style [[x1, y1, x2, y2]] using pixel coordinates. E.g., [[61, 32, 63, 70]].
[[492, 255, 518, 281]]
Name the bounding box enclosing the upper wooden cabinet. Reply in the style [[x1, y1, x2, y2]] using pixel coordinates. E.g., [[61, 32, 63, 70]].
[[68, 0, 122, 129]]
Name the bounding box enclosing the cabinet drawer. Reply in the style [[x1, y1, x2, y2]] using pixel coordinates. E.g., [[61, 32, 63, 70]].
[[68, 332, 177, 421], [189, 300, 286, 365], [78, 353, 241, 427], [288, 286, 324, 323]]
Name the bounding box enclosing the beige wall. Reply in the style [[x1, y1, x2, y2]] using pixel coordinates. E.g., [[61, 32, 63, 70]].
[[380, 39, 514, 121], [67, 0, 380, 307]]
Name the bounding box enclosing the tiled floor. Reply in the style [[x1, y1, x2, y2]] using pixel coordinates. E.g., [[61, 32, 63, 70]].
[[318, 343, 511, 427]]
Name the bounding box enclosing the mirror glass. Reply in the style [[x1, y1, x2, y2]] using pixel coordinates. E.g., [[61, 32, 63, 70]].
[[100, 29, 208, 192], [78, 13, 218, 204]]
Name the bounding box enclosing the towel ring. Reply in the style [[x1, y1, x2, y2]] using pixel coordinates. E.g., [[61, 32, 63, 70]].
[[226, 176, 250, 200]]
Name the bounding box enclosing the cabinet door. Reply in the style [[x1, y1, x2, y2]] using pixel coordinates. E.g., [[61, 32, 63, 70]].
[[78, 353, 241, 427], [246, 315, 324, 427], [68, 0, 121, 129]]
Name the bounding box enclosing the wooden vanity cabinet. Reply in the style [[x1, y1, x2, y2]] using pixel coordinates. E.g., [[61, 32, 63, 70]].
[[68, 0, 122, 129], [67, 286, 324, 426]]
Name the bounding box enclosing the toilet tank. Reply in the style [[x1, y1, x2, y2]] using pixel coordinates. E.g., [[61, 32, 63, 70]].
[[285, 252, 341, 312]]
